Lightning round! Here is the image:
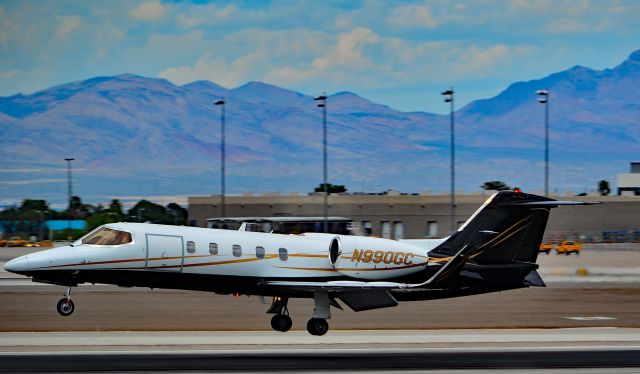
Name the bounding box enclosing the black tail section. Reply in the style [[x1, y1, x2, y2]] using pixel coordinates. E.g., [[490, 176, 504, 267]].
[[429, 191, 555, 265]]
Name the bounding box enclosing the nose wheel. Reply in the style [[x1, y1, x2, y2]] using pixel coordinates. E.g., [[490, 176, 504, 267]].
[[271, 314, 292, 332], [56, 286, 75, 316], [267, 296, 293, 332]]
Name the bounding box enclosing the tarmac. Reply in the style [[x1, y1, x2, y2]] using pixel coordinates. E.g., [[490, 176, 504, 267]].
[[2, 329, 640, 352], [1, 330, 640, 372]]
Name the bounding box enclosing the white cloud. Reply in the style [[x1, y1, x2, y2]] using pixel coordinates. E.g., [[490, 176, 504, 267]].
[[159, 51, 259, 87], [333, 14, 353, 30], [129, 0, 166, 22], [0, 69, 18, 79], [262, 28, 380, 87], [312, 28, 379, 70], [55, 15, 84, 40], [176, 13, 204, 28], [0, 4, 6, 45], [0, 168, 49, 173], [542, 18, 590, 34], [386, 2, 438, 29], [159, 27, 378, 89], [0, 179, 66, 186], [264, 66, 319, 87], [509, 0, 552, 13], [451, 44, 513, 77], [213, 4, 236, 21], [175, 3, 236, 28]]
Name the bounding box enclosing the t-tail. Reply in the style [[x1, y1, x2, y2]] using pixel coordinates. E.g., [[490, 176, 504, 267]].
[[422, 191, 598, 289]]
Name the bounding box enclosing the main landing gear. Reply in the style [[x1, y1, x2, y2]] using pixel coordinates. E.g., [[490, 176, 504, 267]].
[[307, 292, 331, 336], [306, 318, 329, 336], [267, 292, 332, 336], [56, 286, 75, 317]]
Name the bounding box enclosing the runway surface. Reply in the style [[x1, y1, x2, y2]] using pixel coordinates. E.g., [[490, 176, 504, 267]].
[[2, 328, 640, 351], [1, 329, 640, 372], [2, 347, 640, 372]]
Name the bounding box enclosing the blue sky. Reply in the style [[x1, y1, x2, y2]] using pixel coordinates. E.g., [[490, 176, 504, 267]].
[[1, 0, 639, 113]]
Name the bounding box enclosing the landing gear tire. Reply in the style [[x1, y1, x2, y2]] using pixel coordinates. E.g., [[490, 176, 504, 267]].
[[306, 318, 329, 336], [271, 314, 293, 332], [57, 298, 74, 316]]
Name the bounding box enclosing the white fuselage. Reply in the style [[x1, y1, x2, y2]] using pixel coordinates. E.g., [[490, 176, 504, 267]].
[[7, 223, 441, 282]]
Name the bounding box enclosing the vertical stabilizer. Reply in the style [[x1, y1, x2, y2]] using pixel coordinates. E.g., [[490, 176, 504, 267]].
[[429, 191, 554, 265]]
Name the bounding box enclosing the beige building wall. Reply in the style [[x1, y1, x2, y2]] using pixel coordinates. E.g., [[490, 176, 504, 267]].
[[188, 193, 640, 241]]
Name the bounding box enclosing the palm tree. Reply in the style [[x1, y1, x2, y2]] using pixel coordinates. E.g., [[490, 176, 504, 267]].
[[598, 180, 611, 196]]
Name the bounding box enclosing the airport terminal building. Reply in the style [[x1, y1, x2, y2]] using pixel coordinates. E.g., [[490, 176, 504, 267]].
[[188, 192, 640, 242]]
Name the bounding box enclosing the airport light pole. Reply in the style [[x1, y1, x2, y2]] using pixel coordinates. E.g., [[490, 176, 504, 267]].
[[441, 88, 456, 234], [64, 158, 74, 233], [214, 99, 226, 220], [537, 90, 549, 197], [314, 94, 328, 233]]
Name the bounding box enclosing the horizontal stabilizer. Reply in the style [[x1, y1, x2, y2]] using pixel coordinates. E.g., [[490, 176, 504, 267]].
[[523, 270, 546, 287]]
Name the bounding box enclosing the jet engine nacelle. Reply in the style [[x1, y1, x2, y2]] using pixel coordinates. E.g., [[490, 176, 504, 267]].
[[307, 233, 430, 280]]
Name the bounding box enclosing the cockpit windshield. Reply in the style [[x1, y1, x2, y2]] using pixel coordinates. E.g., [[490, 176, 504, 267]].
[[81, 227, 132, 246]]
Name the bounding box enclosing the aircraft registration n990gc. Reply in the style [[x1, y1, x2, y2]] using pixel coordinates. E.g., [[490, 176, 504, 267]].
[[4, 191, 596, 335]]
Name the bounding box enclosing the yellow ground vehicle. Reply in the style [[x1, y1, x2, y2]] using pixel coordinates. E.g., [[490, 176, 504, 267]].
[[556, 240, 582, 255], [539, 243, 553, 254], [6, 237, 27, 247], [0, 238, 6, 247]]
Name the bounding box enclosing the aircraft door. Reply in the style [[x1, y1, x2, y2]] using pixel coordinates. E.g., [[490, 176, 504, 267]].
[[145, 234, 184, 271]]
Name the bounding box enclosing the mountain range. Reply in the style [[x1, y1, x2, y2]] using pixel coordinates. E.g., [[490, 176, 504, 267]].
[[1, 50, 639, 206]]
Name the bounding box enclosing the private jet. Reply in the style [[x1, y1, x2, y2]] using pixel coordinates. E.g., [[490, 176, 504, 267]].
[[4, 191, 595, 335]]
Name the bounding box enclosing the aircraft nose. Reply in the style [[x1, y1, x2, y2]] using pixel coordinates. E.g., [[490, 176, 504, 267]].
[[4, 255, 30, 273]]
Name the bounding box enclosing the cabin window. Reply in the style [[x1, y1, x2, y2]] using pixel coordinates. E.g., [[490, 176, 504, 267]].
[[278, 247, 288, 261], [81, 227, 132, 246], [381, 221, 391, 239], [186, 240, 196, 253], [426, 221, 438, 238], [256, 246, 265, 259], [209, 242, 218, 255], [233, 244, 242, 257], [362, 221, 372, 236], [393, 221, 404, 240]]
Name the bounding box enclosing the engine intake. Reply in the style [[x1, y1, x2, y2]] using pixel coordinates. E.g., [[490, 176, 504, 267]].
[[329, 237, 341, 264]]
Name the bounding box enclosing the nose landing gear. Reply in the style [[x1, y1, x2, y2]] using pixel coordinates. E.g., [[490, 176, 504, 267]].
[[267, 296, 292, 332], [56, 286, 74, 317], [271, 314, 292, 332]]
